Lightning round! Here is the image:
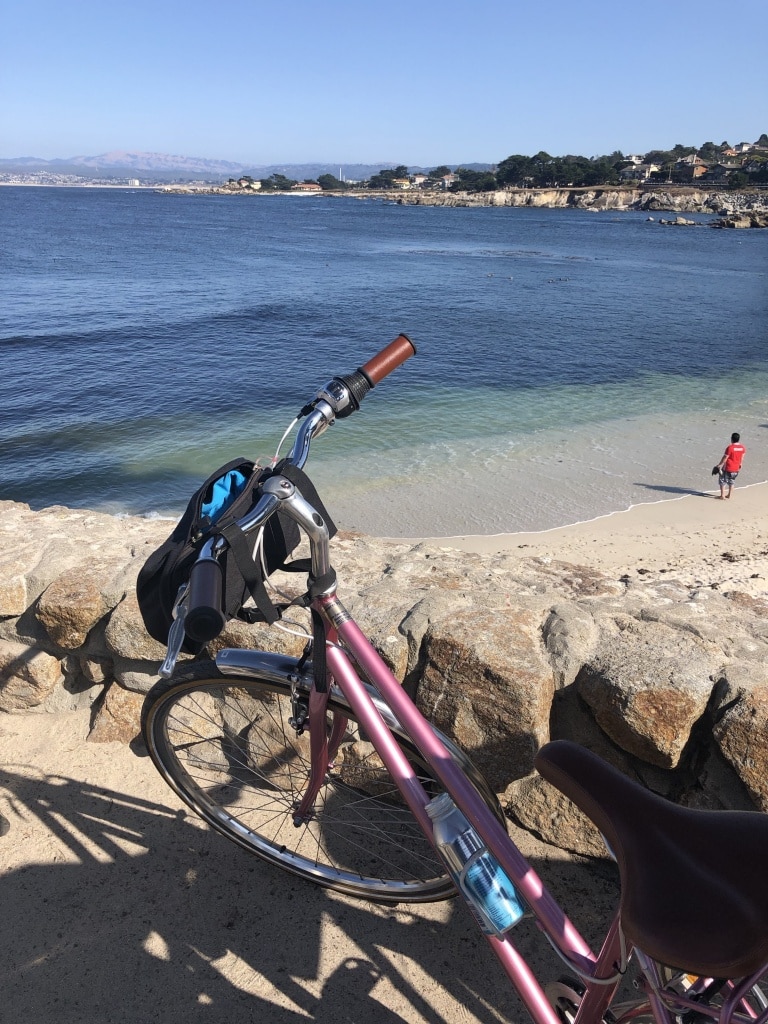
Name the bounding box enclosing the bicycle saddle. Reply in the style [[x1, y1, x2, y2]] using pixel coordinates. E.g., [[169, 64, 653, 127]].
[[534, 740, 768, 978]]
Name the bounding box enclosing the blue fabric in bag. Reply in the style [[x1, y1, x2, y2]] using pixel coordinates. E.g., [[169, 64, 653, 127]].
[[202, 470, 248, 523]]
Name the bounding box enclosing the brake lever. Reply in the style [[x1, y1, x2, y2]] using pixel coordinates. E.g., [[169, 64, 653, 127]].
[[159, 585, 189, 679]]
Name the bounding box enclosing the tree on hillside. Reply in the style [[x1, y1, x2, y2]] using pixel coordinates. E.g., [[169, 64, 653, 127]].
[[450, 167, 497, 192], [260, 173, 298, 191], [366, 167, 409, 188], [699, 141, 723, 161], [429, 165, 452, 178], [496, 154, 534, 187], [317, 174, 348, 191], [644, 149, 675, 168]]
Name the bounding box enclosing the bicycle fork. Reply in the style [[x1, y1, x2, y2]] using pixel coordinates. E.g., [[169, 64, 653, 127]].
[[291, 684, 348, 826]]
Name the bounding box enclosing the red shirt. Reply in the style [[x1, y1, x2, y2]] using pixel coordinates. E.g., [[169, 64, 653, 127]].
[[724, 443, 746, 473]]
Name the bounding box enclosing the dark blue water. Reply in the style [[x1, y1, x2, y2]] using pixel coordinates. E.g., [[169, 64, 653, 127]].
[[1, 186, 766, 534]]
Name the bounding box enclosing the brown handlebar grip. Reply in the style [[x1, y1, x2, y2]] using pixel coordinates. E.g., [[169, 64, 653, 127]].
[[359, 333, 417, 385]]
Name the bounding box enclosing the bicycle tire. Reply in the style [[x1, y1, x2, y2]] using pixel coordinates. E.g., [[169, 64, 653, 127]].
[[142, 659, 505, 902]]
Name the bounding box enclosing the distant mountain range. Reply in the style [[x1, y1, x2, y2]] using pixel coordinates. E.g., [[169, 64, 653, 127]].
[[0, 150, 492, 182]]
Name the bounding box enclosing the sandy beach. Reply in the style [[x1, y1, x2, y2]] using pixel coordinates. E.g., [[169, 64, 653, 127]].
[[428, 480, 768, 598], [1, 482, 766, 1021]]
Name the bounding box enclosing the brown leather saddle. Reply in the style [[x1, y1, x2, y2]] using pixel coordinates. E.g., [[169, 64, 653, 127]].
[[535, 740, 768, 978]]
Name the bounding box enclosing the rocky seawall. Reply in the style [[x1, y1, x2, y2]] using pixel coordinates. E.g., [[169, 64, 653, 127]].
[[1, 500, 766, 857]]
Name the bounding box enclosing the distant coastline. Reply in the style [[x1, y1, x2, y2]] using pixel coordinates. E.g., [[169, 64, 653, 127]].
[[2, 179, 767, 224], [158, 182, 768, 223]]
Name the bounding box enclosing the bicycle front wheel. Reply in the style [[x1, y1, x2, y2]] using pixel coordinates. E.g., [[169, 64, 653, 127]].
[[142, 661, 504, 902]]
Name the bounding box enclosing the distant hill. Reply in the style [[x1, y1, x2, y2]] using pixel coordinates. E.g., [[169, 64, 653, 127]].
[[0, 151, 492, 182]]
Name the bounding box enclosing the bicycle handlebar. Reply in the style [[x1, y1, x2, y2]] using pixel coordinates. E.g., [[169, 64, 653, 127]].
[[360, 333, 416, 385], [179, 334, 417, 652]]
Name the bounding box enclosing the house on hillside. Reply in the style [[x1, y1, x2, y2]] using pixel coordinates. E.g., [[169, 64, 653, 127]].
[[707, 162, 742, 182], [620, 162, 660, 181], [675, 155, 709, 179]]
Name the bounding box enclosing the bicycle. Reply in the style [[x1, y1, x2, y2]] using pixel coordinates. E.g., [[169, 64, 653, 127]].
[[141, 334, 768, 1024]]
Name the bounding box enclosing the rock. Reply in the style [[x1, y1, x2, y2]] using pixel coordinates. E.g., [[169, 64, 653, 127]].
[[80, 654, 112, 685], [104, 591, 168, 661], [36, 558, 129, 649], [89, 682, 145, 743], [714, 667, 768, 811], [713, 212, 768, 229], [503, 772, 608, 859], [543, 603, 599, 688], [415, 602, 555, 789], [576, 616, 721, 767], [112, 657, 162, 694], [0, 640, 63, 710]]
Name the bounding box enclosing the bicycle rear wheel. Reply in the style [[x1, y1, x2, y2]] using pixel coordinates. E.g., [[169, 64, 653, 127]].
[[142, 660, 504, 902]]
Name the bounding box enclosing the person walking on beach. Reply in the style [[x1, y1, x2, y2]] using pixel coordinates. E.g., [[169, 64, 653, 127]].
[[715, 432, 746, 499]]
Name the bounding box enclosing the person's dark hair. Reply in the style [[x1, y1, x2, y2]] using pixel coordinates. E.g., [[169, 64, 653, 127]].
[[731, 432, 741, 442]]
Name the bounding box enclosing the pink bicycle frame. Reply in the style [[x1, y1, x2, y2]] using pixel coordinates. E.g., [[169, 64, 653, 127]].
[[297, 592, 628, 1024]]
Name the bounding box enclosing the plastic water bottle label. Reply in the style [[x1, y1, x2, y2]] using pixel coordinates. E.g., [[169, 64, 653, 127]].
[[460, 851, 525, 935], [426, 794, 524, 936]]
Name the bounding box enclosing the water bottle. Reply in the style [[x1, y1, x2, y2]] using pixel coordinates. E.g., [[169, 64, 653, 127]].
[[426, 792, 525, 936]]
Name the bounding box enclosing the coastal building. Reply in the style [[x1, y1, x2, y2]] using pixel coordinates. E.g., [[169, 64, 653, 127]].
[[620, 162, 660, 181], [675, 155, 709, 179], [291, 181, 322, 192], [707, 162, 745, 182]]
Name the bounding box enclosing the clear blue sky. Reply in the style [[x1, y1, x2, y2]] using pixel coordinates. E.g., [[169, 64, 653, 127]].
[[3, 0, 766, 167]]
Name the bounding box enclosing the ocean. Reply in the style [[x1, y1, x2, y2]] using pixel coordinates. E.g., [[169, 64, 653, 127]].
[[1, 185, 766, 537]]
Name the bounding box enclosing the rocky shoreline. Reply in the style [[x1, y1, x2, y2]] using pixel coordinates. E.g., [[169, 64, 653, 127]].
[[2, 500, 766, 858], [162, 182, 768, 225], [361, 186, 768, 226]]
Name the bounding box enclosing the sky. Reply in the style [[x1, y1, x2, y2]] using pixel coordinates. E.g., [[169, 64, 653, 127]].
[[2, 0, 766, 168]]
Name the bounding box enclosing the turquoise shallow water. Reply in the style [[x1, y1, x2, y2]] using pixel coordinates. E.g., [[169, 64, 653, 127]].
[[1, 187, 766, 535]]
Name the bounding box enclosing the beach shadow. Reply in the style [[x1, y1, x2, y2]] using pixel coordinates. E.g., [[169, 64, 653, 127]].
[[634, 483, 713, 498], [0, 767, 620, 1024]]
